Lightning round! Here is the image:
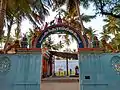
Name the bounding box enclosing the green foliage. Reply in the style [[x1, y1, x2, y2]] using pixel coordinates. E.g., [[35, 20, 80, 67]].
[[81, 14, 96, 22], [51, 0, 91, 11], [1, 0, 50, 35], [6, 0, 49, 26], [100, 29, 111, 41], [103, 16, 120, 36], [101, 15, 120, 51], [60, 0, 120, 18], [91, 0, 120, 18], [111, 33, 120, 50], [0, 0, 50, 48], [42, 36, 65, 51]]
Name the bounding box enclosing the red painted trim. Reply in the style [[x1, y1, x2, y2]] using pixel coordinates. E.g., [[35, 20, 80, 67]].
[[78, 48, 104, 52], [35, 24, 84, 47], [17, 48, 41, 52]]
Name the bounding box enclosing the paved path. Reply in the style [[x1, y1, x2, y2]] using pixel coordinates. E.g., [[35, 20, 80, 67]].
[[41, 77, 79, 90]]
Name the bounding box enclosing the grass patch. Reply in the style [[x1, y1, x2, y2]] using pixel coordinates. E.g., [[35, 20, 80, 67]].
[[55, 71, 76, 76]]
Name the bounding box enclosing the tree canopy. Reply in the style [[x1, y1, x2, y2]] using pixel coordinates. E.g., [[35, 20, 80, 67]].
[[91, 0, 120, 18], [49, 0, 120, 18], [0, 0, 50, 39]]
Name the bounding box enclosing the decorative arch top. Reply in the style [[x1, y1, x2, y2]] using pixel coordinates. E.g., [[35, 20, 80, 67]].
[[36, 24, 84, 48]]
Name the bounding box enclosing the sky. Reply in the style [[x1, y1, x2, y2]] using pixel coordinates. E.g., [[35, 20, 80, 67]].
[[55, 60, 78, 72], [20, 4, 106, 37]]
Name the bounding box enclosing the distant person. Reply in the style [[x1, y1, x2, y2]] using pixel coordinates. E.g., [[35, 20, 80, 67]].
[[75, 66, 79, 75], [70, 69, 72, 75]]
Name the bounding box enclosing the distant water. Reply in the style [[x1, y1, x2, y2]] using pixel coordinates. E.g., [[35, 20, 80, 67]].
[[55, 60, 79, 72]]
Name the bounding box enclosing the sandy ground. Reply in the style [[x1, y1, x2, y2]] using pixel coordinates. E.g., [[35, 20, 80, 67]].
[[41, 77, 79, 90], [41, 82, 79, 90]]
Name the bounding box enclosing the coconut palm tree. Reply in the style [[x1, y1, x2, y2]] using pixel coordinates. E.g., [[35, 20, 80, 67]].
[[56, 9, 96, 48], [3, 17, 14, 49], [102, 16, 120, 50], [100, 27, 111, 41], [0, 0, 6, 39], [1, 0, 50, 49], [114, 33, 120, 50], [108, 33, 120, 51], [51, 0, 93, 48], [42, 35, 64, 51], [0, 30, 5, 48], [103, 16, 120, 36], [0, 0, 49, 40]]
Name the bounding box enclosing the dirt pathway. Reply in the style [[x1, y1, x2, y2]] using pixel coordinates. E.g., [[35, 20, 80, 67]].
[[41, 77, 79, 90], [41, 82, 79, 90]]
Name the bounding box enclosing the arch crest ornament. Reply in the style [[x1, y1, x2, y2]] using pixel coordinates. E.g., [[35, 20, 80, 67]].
[[0, 56, 11, 74], [36, 24, 84, 48], [111, 56, 120, 74]]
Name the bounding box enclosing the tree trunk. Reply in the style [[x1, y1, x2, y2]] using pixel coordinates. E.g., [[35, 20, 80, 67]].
[[0, 0, 6, 39], [75, 0, 87, 48], [4, 18, 13, 50], [66, 58, 69, 76]]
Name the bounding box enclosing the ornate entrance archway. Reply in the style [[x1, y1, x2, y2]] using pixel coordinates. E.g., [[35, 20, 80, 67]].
[[35, 23, 82, 78], [0, 21, 120, 90], [35, 24, 85, 48], [36, 23, 81, 90]]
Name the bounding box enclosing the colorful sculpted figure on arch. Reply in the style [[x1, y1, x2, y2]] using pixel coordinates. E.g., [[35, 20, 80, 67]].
[[93, 36, 99, 48], [30, 16, 114, 50], [35, 16, 87, 48], [21, 35, 28, 48], [4, 40, 20, 53], [101, 38, 116, 52]]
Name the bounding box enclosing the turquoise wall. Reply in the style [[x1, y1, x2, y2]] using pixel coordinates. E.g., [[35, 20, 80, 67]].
[[1, 51, 120, 90], [79, 52, 120, 90], [0, 52, 41, 90]]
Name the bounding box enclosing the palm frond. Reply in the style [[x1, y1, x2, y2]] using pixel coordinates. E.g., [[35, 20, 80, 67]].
[[27, 14, 39, 27], [80, 0, 90, 9], [81, 14, 96, 22]]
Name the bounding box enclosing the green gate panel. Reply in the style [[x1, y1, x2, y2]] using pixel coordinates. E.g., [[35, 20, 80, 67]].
[[79, 50, 120, 90], [0, 52, 42, 90]]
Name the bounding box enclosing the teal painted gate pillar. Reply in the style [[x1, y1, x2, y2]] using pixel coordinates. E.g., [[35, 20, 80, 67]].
[[79, 48, 120, 90], [0, 49, 42, 90]]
